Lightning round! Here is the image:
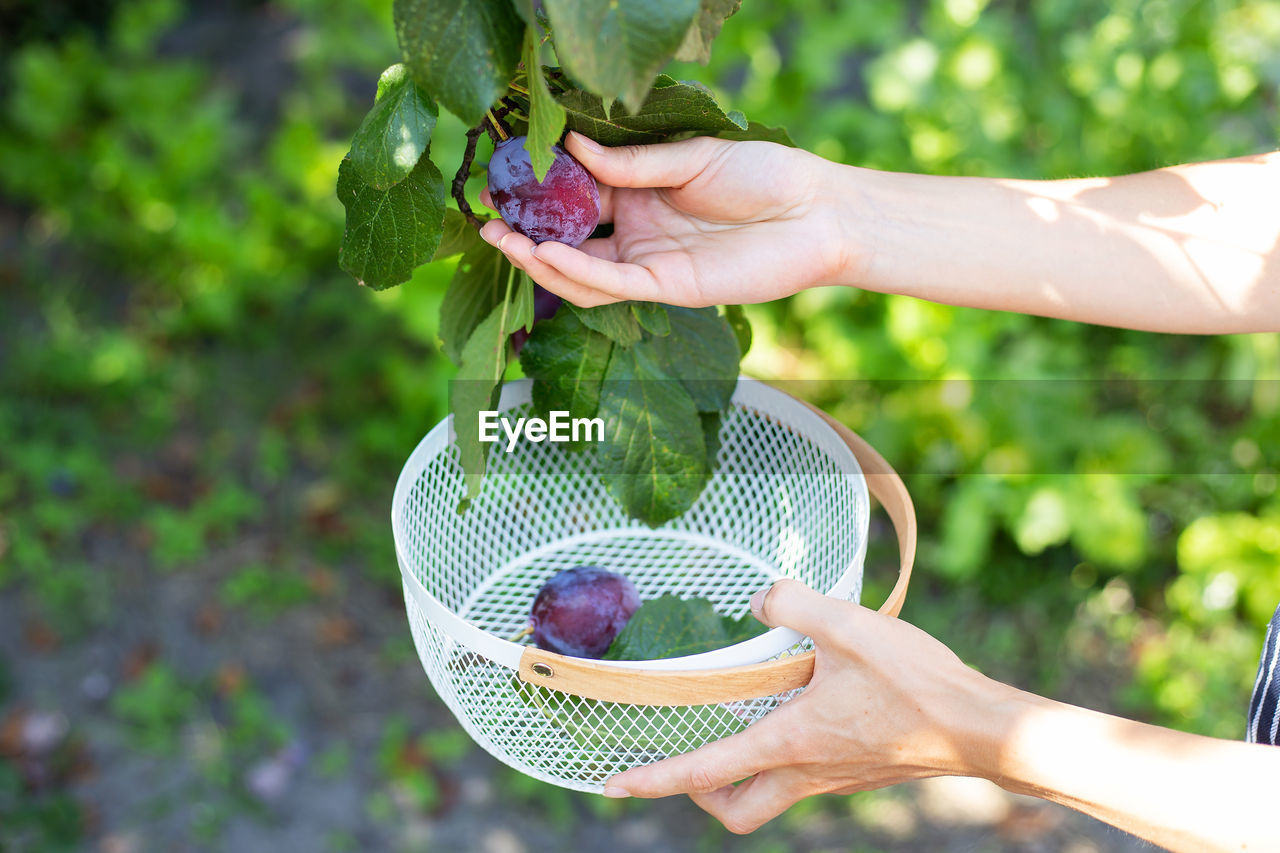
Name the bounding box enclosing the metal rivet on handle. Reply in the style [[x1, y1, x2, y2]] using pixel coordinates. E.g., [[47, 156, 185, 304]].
[[531, 662, 554, 678]]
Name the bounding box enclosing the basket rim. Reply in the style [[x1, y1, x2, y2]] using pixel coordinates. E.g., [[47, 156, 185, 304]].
[[391, 377, 870, 673]]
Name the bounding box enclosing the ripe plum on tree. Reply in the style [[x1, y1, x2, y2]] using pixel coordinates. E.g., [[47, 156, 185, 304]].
[[487, 136, 600, 247]]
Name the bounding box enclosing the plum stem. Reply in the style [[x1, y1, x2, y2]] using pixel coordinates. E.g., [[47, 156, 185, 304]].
[[509, 624, 534, 642], [486, 109, 509, 142]]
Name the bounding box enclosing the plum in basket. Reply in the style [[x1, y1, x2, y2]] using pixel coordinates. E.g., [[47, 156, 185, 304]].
[[524, 566, 640, 659]]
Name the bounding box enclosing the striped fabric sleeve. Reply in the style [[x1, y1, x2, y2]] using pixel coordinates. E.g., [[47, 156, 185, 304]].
[[1247, 602, 1280, 745]]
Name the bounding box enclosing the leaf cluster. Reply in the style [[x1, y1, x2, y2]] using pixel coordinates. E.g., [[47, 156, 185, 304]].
[[334, 0, 790, 522]]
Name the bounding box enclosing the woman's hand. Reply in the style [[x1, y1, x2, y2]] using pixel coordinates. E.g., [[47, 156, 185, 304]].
[[603, 580, 1280, 852], [479, 133, 852, 307], [601, 579, 998, 834]]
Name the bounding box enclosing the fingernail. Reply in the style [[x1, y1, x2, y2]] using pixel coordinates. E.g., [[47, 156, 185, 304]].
[[749, 588, 768, 614], [528, 243, 538, 257], [497, 234, 513, 254], [602, 786, 631, 798], [572, 131, 603, 154]]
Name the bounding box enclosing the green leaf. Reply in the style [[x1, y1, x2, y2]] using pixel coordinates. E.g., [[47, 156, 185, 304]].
[[604, 595, 765, 660], [567, 302, 642, 346], [439, 242, 510, 364], [511, 0, 537, 26], [349, 64, 438, 190], [394, 0, 523, 125], [453, 294, 516, 502], [715, 120, 797, 147], [645, 307, 739, 412], [433, 209, 484, 260], [520, 309, 613, 420], [515, 679, 748, 756], [337, 154, 445, 291], [631, 302, 671, 336], [723, 303, 752, 356], [597, 344, 708, 525], [674, 0, 740, 63], [544, 0, 700, 113], [523, 29, 566, 183], [700, 410, 723, 470], [511, 271, 535, 333], [558, 75, 748, 146], [721, 609, 769, 645]]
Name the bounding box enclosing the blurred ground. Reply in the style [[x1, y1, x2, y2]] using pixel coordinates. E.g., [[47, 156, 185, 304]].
[[0, 532, 1150, 853]]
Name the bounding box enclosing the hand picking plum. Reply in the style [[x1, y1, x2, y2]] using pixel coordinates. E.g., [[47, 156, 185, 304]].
[[526, 566, 640, 659], [487, 136, 600, 247]]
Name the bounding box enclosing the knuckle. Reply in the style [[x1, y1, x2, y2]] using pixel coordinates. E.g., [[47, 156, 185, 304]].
[[691, 134, 728, 158], [755, 713, 811, 763], [686, 765, 721, 794], [618, 144, 646, 170], [779, 727, 821, 765], [611, 143, 645, 178]]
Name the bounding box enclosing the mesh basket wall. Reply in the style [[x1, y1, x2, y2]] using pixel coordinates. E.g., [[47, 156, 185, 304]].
[[393, 387, 868, 791]]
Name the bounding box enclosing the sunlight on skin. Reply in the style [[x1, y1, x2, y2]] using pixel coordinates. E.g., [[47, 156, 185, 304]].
[[992, 691, 1280, 852], [844, 152, 1280, 332], [1025, 196, 1060, 223], [993, 155, 1280, 318]]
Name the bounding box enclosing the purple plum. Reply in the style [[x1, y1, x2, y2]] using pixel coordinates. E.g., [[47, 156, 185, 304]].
[[528, 566, 640, 659], [487, 136, 600, 247]]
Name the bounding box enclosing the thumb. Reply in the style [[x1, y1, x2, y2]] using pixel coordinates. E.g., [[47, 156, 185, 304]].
[[566, 131, 727, 189], [751, 579, 855, 646]]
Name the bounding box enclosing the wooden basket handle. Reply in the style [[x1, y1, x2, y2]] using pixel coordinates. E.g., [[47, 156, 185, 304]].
[[517, 410, 917, 706]]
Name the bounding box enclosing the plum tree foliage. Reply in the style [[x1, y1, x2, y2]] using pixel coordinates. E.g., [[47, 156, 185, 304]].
[[337, 0, 782, 525]]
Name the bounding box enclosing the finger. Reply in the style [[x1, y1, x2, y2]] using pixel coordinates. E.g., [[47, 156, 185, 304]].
[[690, 771, 807, 835], [751, 579, 855, 645], [479, 187, 497, 211], [495, 232, 620, 307], [595, 183, 616, 224], [566, 131, 728, 190], [575, 236, 620, 263], [480, 218, 512, 248], [604, 713, 790, 799], [530, 240, 666, 303]]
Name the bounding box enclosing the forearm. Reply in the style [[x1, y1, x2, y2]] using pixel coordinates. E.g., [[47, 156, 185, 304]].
[[966, 681, 1280, 851], [824, 152, 1280, 333]]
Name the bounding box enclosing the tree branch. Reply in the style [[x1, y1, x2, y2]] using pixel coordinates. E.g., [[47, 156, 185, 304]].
[[452, 124, 486, 231]]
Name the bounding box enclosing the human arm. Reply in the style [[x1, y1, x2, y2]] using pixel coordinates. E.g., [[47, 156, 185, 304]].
[[481, 134, 1280, 334], [603, 580, 1280, 852]]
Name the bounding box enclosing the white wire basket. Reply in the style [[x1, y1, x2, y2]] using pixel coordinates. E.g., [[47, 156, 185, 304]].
[[391, 378, 916, 792]]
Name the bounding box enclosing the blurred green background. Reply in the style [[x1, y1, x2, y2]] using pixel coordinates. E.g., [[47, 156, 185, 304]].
[[3, 0, 1279, 850]]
